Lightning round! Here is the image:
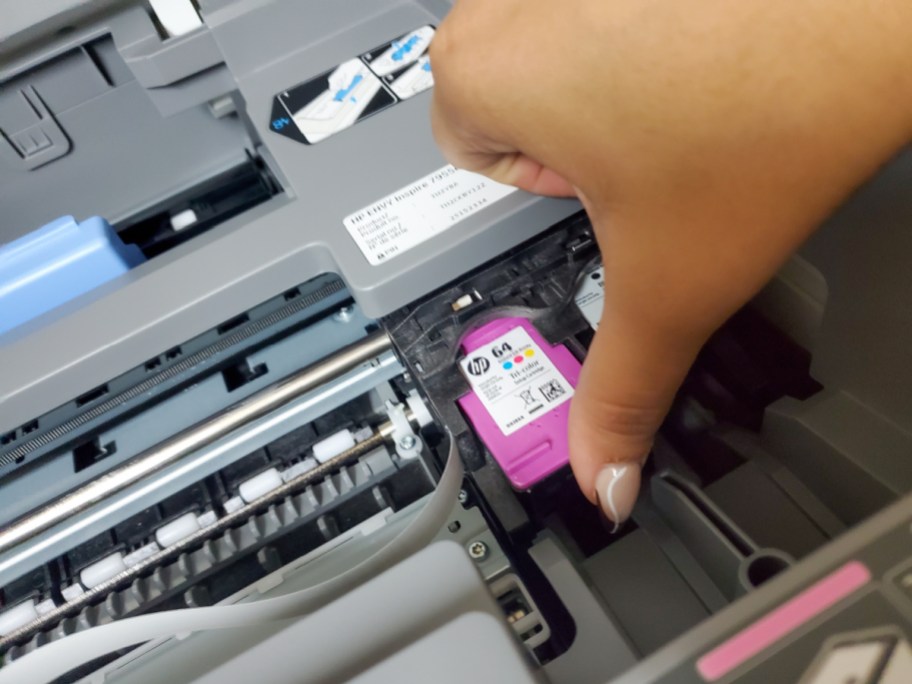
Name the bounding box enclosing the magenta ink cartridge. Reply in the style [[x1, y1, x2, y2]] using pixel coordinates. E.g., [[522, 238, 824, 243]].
[[458, 317, 582, 489]]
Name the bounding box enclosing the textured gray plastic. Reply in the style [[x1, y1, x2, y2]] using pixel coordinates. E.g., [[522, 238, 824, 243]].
[[650, 475, 759, 600], [346, 613, 539, 684], [610, 493, 912, 684], [0, 38, 248, 240], [179, 545, 517, 684], [112, 9, 224, 88], [0, 0, 124, 56], [753, 148, 912, 526], [799, 149, 912, 433], [607, 147, 912, 684], [583, 530, 710, 656], [530, 534, 639, 683]]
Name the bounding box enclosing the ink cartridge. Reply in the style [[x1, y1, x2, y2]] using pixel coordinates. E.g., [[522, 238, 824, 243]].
[[458, 317, 581, 489]]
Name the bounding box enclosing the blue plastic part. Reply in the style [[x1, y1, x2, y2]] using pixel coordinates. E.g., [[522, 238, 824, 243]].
[[0, 216, 146, 336]]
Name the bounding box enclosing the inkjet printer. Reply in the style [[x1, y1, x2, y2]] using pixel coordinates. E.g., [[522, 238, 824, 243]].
[[1, 2, 911, 682]]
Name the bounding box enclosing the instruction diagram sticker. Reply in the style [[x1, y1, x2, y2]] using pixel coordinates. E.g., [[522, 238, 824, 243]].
[[385, 54, 433, 99], [362, 26, 434, 76], [362, 26, 435, 99], [574, 266, 605, 330], [269, 26, 436, 144], [272, 59, 395, 144], [460, 326, 575, 436], [343, 164, 517, 265]]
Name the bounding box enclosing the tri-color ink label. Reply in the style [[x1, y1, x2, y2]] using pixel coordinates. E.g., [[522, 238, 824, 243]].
[[460, 326, 574, 436]]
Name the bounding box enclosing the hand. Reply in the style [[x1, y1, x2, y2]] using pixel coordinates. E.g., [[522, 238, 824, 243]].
[[430, 0, 912, 526]]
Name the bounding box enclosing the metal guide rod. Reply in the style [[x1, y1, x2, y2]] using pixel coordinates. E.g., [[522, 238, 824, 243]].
[[0, 330, 393, 556]]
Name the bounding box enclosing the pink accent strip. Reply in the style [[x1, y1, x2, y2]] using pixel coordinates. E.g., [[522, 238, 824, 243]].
[[696, 561, 871, 681]]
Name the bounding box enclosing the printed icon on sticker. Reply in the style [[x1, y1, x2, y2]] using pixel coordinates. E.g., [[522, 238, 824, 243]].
[[539, 380, 567, 403]]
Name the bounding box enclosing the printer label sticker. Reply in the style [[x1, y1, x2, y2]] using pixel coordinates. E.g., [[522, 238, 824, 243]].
[[459, 326, 574, 436], [343, 164, 517, 265], [575, 266, 605, 330], [275, 59, 395, 144]]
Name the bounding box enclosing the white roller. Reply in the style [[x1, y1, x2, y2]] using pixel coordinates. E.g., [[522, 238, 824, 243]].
[[223, 496, 245, 513], [80, 553, 127, 589], [451, 294, 474, 312], [197, 510, 218, 527], [407, 391, 434, 428], [169, 208, 198, 232], [35, 599, 57, 617], [239, 468, 283, 503], [123, 543, 160, 567], [61, 583, 84, 602], [312, 429, 356, 464], [0, 599, 38, 636], [281, 458, 317, 482], [154, 512, 201, 548]]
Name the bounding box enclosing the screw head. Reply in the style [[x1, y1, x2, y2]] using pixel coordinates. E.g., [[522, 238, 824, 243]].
[[467, 540, 488, 561], [458, 489, 468, 504], [398, 434, 417, 450]]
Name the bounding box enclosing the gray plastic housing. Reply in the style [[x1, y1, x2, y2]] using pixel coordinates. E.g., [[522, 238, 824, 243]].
[[0, 0, 581, 433], [89, 540, 535, 684]]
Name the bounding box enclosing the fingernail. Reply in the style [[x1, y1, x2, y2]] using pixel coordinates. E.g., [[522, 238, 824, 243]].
[[595, 462, 642, 533]]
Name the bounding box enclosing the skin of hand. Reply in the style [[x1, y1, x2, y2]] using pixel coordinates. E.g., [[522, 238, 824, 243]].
[[430, 0, 912, 526]]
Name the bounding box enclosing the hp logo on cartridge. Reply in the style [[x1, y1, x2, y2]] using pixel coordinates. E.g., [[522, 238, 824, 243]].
[[466, 357, 491, 376]]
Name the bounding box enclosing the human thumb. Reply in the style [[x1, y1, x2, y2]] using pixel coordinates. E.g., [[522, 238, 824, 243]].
[[567, 303, 703, 531]]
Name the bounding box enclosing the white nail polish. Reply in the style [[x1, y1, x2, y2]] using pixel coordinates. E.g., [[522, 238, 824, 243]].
[[595, 463, 642, 532]]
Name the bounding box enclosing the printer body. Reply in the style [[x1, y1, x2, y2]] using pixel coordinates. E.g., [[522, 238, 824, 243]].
[[1, 1, 911, 682]]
